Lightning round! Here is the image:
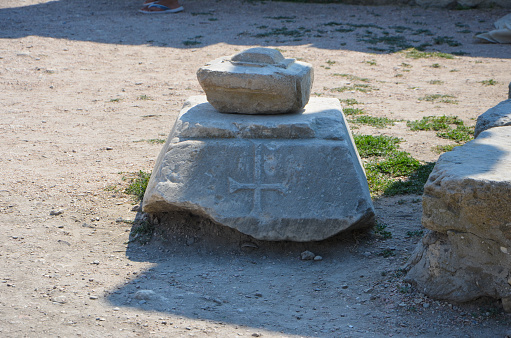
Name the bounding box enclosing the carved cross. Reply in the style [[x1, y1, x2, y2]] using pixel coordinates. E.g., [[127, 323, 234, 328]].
[[228, 143, 287, 215]]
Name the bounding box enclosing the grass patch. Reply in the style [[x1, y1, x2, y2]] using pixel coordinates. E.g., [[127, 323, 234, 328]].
[[383, 163, 435, 196], [407, 115, 464, 131], [418, 94, 458, 104], [407, 115, 473, 144], [481, 79, 498, 86], [253, 27, 305, 38], [402, 48, 455, 59], [331, 84, 374, 93], [354, 134, 434, 196], [433, 144, 459, 153], [374, 221, 392, 239], [124, 170, 151, 201], [353, 134, 400, 157], [351, 115, 397, 128], [428, 80, 444, 85], [434, 36, 461, 47], [136, 139, 166, 144], [343, 107, 365, 116], [367, 151, 421, 176], [339, 98, 360, 106], [437, 125, 474, 143]]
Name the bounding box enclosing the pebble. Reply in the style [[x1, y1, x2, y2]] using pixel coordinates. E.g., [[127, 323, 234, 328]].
[[134, 290, 157, 300], [341, 285, 349, 289], [300, 250, 315, 260], [131, 205, 140, 212], [92, 260, 100, 265], [50, 209, 64, 216], [314, 255, 323, 261], [105, 147, 113, 150], [423, 303, 430, 308], [52, 296, 67, 304], [89, 296, 98, 300]]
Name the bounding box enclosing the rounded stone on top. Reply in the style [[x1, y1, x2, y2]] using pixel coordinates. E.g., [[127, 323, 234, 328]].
[[196, 47, 314, 115], [230, 47, 285, 65]]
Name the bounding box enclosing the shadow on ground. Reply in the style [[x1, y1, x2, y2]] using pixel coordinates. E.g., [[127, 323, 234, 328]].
[[106, 210, 388, 336], [1, 0, 508, 58]]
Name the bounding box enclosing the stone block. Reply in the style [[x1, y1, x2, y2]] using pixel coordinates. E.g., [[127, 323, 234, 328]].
[[406, 127, 511, 302], [475, 99, 511, 138], [196, 47, 313, 115], [142, 96, 375, 241]]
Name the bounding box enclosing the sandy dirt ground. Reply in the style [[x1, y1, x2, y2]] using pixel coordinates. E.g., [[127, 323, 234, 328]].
[[2, 0, 511, 337]]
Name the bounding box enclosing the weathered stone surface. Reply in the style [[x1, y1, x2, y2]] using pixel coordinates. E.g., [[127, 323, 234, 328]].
[[509, 82, 511, 99], [474, 99, 511, 138], [196, 48, 313, 115], [142, 96, 375, 241], [405, 127, 511, 302]]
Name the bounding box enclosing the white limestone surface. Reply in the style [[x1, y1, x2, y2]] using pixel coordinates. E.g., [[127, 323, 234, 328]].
[[196, 48, 313, 115], [142, 96, 375, 241], [406, 126, 511, 302]]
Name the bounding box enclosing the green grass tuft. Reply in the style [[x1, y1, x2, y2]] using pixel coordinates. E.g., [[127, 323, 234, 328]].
[[407, 115, 464, 131], [481, 79, 498, 86], [331, 84, 374, 93], [367, 151, 421, 176], [418, 94, 458, 104], [124, 170, 151, 201], [351, 115, 397, 128], [353, 134, 401, 157], [402, 48, 454, 59], [437, 125, 474, 143], [343, 107, 365, 116], [383, 163, 435, 196], [339, 98, 361, 106]]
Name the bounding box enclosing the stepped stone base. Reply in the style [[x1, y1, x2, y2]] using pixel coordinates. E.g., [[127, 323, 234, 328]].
[[142, 96, 375, 242]]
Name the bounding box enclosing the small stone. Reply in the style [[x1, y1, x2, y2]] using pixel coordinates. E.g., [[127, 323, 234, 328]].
[[502, 296, 511, 313], [92, 260, 100, 265], [96, 317, 106, 321], [399, 303, 407, 307], [252, 334, 261, 337], [341, 285, 349, 289], [131, 205, 140, 212], [50, 209, 64, 216], [106, 147, 113, 150], [89, 296, 98, 300], [423, 303, 430, 308], [113, 307, 120, 311], [134, 290, 157, 300], [115, 217, 124, 223], [300, 251, 315, 260], [313, 255, 323, 261], [52, 296, 67, 304]]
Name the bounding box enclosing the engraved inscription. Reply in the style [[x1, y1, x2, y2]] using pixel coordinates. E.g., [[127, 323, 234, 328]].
[[229, 143, 287, 215]]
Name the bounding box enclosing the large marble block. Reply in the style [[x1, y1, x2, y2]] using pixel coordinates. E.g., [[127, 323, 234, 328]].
[[142, 96, 375, 241], [406, 127, 511, 303]]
